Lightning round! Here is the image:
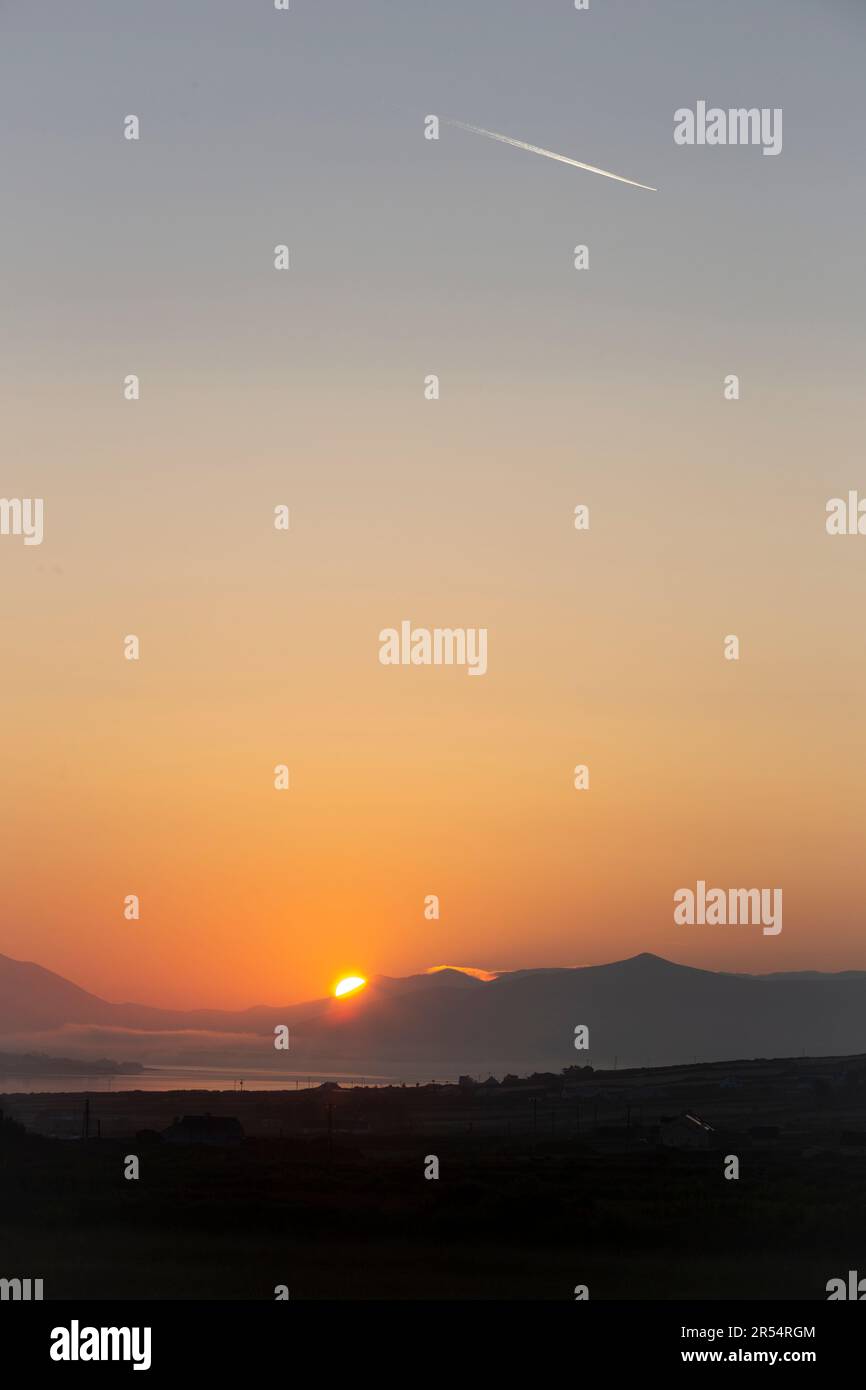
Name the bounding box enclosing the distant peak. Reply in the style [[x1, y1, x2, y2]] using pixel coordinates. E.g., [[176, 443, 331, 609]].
[[604, 952, 672, 968]]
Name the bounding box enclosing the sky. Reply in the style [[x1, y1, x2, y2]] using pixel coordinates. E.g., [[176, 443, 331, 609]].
[[2, 0, 865, 1008]]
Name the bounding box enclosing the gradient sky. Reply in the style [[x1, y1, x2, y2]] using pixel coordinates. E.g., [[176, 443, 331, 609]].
[[2, 0, 865, 1008]]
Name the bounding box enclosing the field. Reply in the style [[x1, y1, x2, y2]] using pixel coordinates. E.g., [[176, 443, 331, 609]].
[[2, 1054, 865, 1300]]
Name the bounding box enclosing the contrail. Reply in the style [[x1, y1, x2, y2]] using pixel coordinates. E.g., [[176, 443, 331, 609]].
[[445, 119, 657, 192]]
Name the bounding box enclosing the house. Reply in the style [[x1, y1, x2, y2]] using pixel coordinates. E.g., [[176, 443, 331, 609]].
[[659, 1112, 716, 1150], [162, 1114, 244, 1147]]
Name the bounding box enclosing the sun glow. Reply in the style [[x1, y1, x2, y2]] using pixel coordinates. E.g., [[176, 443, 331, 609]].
[[334, 975, 366, 998]]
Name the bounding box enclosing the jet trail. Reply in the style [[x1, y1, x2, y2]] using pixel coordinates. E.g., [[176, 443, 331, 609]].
[[445, 119, 657, 192]]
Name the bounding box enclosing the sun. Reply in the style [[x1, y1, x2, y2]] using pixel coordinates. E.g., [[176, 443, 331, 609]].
[[334, 975, 366, 998]]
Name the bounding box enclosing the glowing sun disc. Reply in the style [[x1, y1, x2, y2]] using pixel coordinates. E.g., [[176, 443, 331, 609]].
[[335, 975, 366, 998]]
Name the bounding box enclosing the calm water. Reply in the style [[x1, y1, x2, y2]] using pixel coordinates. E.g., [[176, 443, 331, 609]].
[[0, 1065, 409, 1094]]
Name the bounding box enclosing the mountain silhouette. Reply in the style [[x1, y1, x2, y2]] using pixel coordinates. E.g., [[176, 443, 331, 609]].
[[3, 950, 866, 1071]]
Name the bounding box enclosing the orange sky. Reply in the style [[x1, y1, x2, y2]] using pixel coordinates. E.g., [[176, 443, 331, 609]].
[[3, 1, 865, 1009], [3, 385, 865, 1008]]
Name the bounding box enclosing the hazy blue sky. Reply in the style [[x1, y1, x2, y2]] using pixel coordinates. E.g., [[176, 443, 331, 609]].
[[3, 0, 865, 389]]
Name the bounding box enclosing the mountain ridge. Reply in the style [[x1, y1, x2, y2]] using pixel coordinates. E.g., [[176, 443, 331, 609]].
[[5, 949, 866, 1070]]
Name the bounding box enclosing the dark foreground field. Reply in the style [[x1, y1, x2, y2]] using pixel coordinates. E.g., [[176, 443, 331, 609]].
[[2, 1055, 865, 1299]]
